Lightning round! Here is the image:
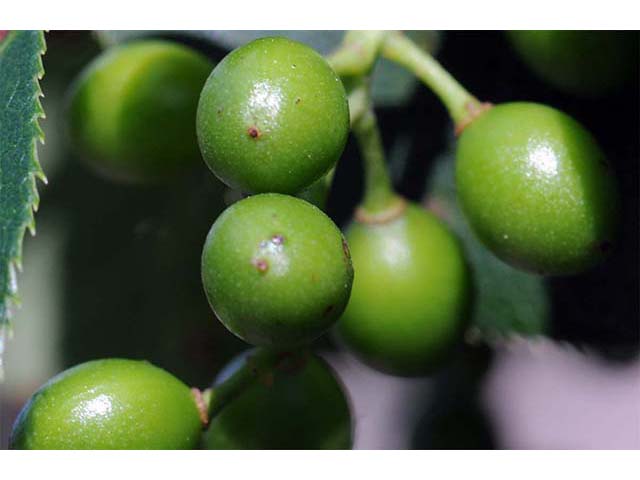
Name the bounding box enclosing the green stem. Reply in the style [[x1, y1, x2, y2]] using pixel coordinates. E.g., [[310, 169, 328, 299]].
[[300, 41, 379, 211], [297, 172, 332, 210], [206, 348, 284, 419], [296, 71, 371, 211], [351, 80, 397, 215], [347, 82, 368, 127], [381, 31, 481, 126], [327, 30, 387, 77]]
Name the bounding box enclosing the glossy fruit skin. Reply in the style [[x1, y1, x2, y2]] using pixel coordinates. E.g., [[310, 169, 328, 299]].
[[10, 359, 202, 449], [456, 102, 618, 275], [336, 202, 470, 376], [68, 40, 213, 183], [197, 37, 349, 194], [203, 350, 352, 449], [508, 31, 638, 95], [201, 193, 354, 347]]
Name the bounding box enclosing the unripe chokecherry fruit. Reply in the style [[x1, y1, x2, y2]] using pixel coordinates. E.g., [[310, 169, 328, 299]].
[[10, 359, 203, 449], [336, 200, 470, 376], [67, 40, 213, 183], [201, 193, 354, 347], [196, 37, 350, 194], [456, 102, 618, 275], [203, 350, 352, 449]]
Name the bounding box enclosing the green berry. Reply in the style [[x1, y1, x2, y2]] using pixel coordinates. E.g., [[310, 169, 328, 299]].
[[456, 102, 618, 275], [336, 201, 470, 376], [196, 37, 349, 194], [201, 193, 354, 347], [68, 40, 213, 183], [203, 350, 352, 449], [10, 359, 202, 449], [508, 31, 638, 95]]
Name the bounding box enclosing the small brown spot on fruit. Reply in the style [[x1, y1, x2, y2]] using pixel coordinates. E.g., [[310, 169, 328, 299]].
[[252, 258, 269, 273], [217, 107, 224, 115], [341, 238, 351, 260], [323, 305, 335, 317], [295, 97, 301, 105], [247, 126, 261, 138], [275, 351, 308, 374]]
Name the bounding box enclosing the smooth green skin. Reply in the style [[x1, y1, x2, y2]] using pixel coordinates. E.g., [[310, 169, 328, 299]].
[[508, 31, 638, 95], [10, 359, 202, 449], [336, 203, 470, 376], [197, 37, 349, 194], [203, 350, 352, 449], [201, 193, 354, 347], [456, 102, 618, 276], [68, 40, 213, 183]]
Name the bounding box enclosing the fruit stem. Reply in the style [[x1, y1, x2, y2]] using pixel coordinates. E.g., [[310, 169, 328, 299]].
[[351, 79, 398, 215], [306, 68, 381, 212], [381, 31, 482, 128], [347, 82, 369, 126], [327, 30, 388, 77], [297, 172, 333, 210], [206, 348, 299, 419]]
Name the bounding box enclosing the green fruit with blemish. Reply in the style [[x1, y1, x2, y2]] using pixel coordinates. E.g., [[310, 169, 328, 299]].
[[336, 201, 470, 376], [201, 193, 354, 347], [203, 350, 352, 449], [456, 102, 618, 275], [67, 40, 213, 183], [508, 31, 638, 95], [10, 359, 202, 449], [196, 36, 350, 194]]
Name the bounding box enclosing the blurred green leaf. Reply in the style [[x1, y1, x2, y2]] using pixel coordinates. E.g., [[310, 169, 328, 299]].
[[0, 30, 46, 325], [56, 164, 246, 386], [424, 147, 550, 340], [96, 30, 440, 107]]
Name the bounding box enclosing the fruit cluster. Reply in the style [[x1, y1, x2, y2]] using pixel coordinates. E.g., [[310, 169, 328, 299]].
[[11, 31, 622, 449]]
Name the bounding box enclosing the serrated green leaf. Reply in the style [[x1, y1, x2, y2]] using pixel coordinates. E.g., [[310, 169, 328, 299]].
[[96, 30, 440, 107], [424, 147, 550, 341], [0, 30, 47, 325]]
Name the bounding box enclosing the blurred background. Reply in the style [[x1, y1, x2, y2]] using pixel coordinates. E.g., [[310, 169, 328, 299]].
[[1, 30, 638, 449]]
